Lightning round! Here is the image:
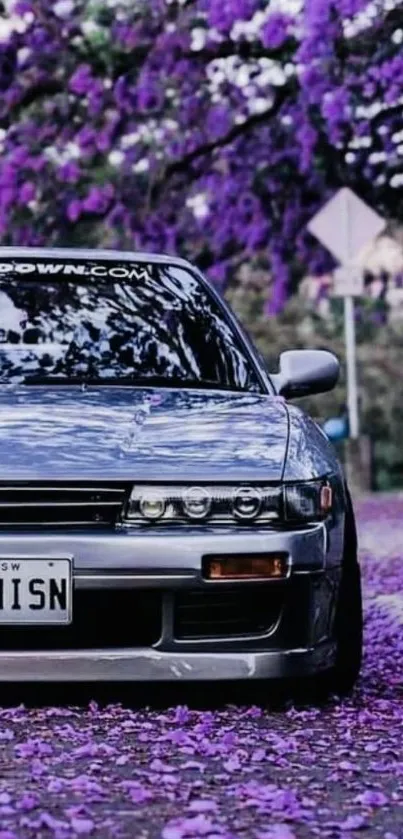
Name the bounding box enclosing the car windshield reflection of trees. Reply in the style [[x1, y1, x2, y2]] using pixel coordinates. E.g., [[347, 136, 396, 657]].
[[0, 263, 260, 393]]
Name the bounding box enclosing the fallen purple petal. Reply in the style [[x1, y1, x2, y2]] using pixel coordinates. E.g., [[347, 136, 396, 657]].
[[354, 790, 389, 807], [0, 500, 401, 838], [70, 817, 95, 834], [256, 826, 297, 839], [340, 813, 368, 831]]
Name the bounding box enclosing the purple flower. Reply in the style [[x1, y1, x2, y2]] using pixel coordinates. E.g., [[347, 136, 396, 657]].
[[76, 126, 97, 150], [296, 123, 318, 173], [27, 155, 46, 173], [58, 162, 81, 184], [174, 706, 190, 725], [188, 800, 218, 813], [206, 105, 231, 140], [66, 199, 82, 222], [257, 827, 296, 839], [69, 64, 94, 96], [338, 760, 361, 772], [70, 817, 95, 834], [95, 130, 112, 153], [14, 739, 52, 758], [17, 793, 39, 812], [207, 0, 258, 33], [338, 813, 367, 830], [0, 0, 401, 311], [354, 790, 389, 807], [82, 187, 105, 214], [261, 14, 291, 49], [137, 77, 164, 112], [18, 181, 36, 204], [12, 1, 32, 12], [114, 23, 141, 48], [207, 262, 228, 288]]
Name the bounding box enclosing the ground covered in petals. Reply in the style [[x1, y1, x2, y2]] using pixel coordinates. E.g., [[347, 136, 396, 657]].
[[0, 498, 402, 839]]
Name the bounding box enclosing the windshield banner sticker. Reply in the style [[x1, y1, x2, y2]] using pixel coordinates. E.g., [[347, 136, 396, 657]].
[[0, 262, 150, 281]]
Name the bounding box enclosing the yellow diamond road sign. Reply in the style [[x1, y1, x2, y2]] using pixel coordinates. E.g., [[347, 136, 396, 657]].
[[308, 187, 386, 265]]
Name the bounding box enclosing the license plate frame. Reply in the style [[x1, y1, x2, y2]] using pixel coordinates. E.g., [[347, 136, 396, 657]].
[[0, 556, 73, 626]]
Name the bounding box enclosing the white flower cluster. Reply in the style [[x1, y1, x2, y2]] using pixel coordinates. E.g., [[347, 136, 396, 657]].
[[106, 115, 179, 170], [343, 0, 402, 39], [230, 1, 301, 42], [53, 0, 75, 18], [186, 193, 209, 220], [206, 53, 291, 117], [0, 12, 32, 42], [43, 142, 81, 165]]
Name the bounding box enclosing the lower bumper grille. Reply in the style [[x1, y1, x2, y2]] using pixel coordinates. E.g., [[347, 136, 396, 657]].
[[174, 587, 283, 640], [0, 590, 162, 650], [0, 483, 129, 528]]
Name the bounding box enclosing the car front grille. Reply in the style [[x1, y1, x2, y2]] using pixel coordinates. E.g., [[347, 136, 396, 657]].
[[0, 589, 162, 650], [0, 483, 129, 528], [174, 587, 283, 640]]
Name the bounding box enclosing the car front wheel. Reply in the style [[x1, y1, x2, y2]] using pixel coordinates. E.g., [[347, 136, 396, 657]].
[[327, 490, 363, 695]]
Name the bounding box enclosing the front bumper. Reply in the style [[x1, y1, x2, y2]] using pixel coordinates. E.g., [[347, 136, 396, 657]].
[[0, 521, 344, 681], [0, 643, 336, 682]]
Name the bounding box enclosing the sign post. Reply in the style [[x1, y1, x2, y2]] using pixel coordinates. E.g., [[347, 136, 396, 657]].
[[344, 294, 359, 438], [308, 188, 386, 441]]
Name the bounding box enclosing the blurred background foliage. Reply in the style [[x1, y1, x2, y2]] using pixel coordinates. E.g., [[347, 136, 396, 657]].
[[226, 265, 403, 491]]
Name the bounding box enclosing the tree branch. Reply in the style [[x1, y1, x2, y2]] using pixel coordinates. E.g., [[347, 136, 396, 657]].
[[371, 103, 403, 130], [184, 37, 298, 63], [155, 80, 294, 187], [335, 5, 403, 60], [0, 80, 64, 128]]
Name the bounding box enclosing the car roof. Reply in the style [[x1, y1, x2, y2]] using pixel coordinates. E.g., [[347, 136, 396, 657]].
[[0, 246, 195, 272]]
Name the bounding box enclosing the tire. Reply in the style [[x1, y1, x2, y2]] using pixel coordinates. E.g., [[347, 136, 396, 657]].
[[326, 488, 363, 696], [233, 489, 363, 706]]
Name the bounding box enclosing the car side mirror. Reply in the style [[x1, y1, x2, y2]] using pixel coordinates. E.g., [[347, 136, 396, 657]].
[[271, 349, 340, 399]]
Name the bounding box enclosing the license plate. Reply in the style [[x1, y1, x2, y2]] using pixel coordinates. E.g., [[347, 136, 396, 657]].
[[0, 558, 72, 625]]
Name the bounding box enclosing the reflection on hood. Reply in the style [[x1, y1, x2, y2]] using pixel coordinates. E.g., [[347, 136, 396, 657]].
[[0, 386, 289, 481]]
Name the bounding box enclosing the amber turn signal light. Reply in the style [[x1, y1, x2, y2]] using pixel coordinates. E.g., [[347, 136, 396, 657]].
[[320, 485, 333, 514], [203, 553, 288, 580]]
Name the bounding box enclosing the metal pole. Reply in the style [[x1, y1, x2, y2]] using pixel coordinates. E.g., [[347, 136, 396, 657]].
[[344, 293, 359, 439]]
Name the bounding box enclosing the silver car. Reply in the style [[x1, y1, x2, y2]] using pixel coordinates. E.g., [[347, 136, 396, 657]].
[[0, 248, 362, 693]]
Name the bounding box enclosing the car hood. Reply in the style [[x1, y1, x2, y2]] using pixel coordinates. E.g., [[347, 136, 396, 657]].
[[0, 386, 289, 481]]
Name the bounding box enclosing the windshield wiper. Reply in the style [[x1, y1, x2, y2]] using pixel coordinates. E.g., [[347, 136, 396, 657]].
[[22, 374, 241, 391]]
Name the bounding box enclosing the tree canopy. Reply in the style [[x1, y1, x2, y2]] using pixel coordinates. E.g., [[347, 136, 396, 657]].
[[0, 0, 402, 310]]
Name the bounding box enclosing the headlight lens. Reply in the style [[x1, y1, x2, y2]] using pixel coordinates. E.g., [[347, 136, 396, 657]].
[[233, 486, 262, 520], [138, 491, 167, 520], [124, 479, 334, 525], [284, 481, 333, 522], [182, 486, 212, 520]]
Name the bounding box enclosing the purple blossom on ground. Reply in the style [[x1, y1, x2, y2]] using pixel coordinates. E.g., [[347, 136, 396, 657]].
[[0, 499, 402, 837], [338, 813, 367, 831]]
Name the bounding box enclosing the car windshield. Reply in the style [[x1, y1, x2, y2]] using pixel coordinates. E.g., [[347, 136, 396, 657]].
[[0, 257, 261, 392]]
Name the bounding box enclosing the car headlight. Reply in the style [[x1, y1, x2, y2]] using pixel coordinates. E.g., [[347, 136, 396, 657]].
[[123, 479, 334, 525], [233, 486, 262, 520], [182, 486, 212, 520], [284, 480, 333, 522]]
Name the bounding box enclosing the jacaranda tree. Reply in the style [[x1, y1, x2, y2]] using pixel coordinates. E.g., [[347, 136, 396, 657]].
[[0, 0, 402, 311]]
